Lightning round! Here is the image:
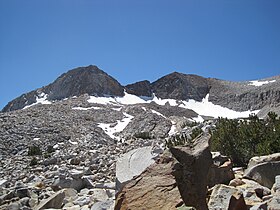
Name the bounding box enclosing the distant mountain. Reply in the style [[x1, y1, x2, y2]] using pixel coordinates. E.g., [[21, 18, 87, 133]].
[[2, 65, 124, 112], [2, 65, 280, 115]]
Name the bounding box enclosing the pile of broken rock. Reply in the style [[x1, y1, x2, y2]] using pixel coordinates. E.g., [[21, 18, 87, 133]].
[[115, 134, 280, 210]]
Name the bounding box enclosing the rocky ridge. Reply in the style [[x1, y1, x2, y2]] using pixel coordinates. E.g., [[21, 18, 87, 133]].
[[2, 65, 280, 113]]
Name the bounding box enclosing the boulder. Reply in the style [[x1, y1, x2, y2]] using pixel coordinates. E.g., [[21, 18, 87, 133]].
[[115, 151, 183, 210], [116, 146, 158, 192], [52, 177, 86, 191], [91, 199, 114, 210], [267, 192, 280, 209], [170, 134, 212, 210], [247, 153, 280, 170], [208, 184, 247, 210], [244, 161, 280, 188], [34, 189, 65, 210], [208, 152, 234, 187], [272, 175, 280, 194]]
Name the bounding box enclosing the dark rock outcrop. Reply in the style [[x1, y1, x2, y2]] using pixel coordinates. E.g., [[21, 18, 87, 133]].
[[151, 72, 210, 101], [125, 80, 152, 97], [170, 134, 212, 210], [208, 152, 235, 187]]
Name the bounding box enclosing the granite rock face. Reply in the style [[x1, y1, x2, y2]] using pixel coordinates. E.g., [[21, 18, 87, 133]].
[[244, 161, 280, 188], [115, 151, 183, 210], [170, 134, 212, 210]]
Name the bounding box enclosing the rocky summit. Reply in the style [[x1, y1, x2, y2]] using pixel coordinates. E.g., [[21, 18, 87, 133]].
[[1, 65, 280, 210]]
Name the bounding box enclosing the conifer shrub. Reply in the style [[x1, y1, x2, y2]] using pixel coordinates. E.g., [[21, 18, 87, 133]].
[[210, 112, 280, 166]]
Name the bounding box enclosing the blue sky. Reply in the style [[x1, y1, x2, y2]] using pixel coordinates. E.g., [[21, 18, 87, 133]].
[[0, 0, 280, 109]]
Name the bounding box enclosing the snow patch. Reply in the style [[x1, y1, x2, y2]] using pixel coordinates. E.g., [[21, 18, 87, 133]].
[[111, 107, 122, 111], [23, 93, 52, 109], [249, 80, 276, 87], [151, 110, 166, 118], [69, 140, 78, 145], [179, 94, 259, 119], [168, 121, 177, 136], [192, 115, 204, 123], [72, 106, 101, 110], [88, 91, 259, 119], [98, 113, 134, 140]]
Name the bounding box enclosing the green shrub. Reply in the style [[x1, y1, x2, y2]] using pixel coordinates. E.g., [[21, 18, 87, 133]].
[[28, 145, 42, 156], [30, 157, 38, 166], [134, 132, 152, 139], [210, 112, 280, 166]]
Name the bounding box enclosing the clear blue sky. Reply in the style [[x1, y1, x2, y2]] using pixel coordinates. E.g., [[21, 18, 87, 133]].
[[1, 0, 280, 109]]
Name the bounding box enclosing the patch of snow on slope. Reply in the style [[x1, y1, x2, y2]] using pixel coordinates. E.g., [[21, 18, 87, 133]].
[[88, 91, 258, 119], [168, 121, 177, 136], [192, 115, 204, 123], [179, 94, 259, 119], [87, 96, 116, 105], [111, 107, 122, 111], [72, 106, 101, 110], [151, 110, 166, 118], [98, 113, 134, 140], [249, 80, 276, 87], [23, 93, 52, 109]]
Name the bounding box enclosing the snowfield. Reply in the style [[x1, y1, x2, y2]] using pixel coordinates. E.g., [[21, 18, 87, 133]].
[[88, 92, 259, 119], [249, 79, 276, 87], [97, 113, 134, 140], [23, 93, 52, 109]]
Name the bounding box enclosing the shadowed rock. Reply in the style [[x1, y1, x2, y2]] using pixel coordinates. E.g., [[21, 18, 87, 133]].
[[170, 134, 212, 210]]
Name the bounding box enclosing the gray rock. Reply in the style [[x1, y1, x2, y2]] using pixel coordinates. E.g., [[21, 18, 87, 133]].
[[73, 196, 90, 206], [208, 152, 234, 187], [247, 153, 280, 171], [208, 184, 247, 210], [267, 192, 280, 209], [91, 199, 114, 210], [244, 161, 280, 188], [116, 146, 158, 192], [170, 134, 212, 210], [272, 175, 280, 194], [7, 202, 21, 210], [34, 189, 65, 210], [15, 187, 29, 198]]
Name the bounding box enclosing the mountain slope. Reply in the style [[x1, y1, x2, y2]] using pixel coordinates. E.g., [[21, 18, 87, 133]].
[[2, 65, 124, 112]]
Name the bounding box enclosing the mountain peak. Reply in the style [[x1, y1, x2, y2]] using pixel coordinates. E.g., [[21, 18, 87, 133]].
[[2, 65, 124, 112]]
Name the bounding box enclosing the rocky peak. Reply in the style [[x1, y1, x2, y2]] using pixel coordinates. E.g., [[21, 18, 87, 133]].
[[2, 65, 124, 112], [125, 80, 152, 97], [44, 65, 124, 100], [151, 72, 210, 101]]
